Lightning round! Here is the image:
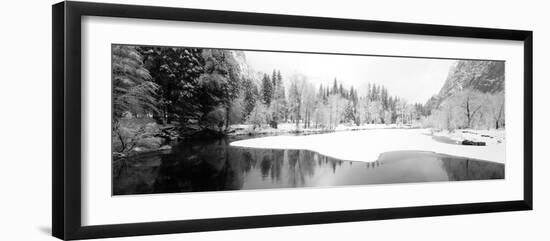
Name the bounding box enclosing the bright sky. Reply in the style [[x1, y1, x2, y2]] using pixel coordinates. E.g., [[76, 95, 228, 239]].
[[243, 50, 455, 104]]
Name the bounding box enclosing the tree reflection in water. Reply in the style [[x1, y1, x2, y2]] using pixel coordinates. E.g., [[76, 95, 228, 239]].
[[440, 155, 505, 180], [113, 138, 504, 195]]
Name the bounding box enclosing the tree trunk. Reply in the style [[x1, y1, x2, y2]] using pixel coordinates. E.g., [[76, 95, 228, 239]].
[[116, 130, 126, 153], [465, 98, 472, 128], [225, 105, 230, 130]]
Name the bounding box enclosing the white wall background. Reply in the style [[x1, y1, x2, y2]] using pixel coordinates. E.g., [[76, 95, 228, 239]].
[[0, 0, 547, 240]]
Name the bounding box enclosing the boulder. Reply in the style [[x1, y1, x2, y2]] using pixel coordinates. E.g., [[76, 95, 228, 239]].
[[461, 140, 486, 146]]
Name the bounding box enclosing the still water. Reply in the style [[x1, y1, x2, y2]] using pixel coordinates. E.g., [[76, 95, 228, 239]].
[[113, 135, 505, 195]]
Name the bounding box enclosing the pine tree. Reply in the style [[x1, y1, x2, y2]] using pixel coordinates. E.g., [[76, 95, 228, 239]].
[[261, 74, 273, 105], [371, 84, 379, 101], [366, 83, 372, 101], [138, 46, 204, 124], [272, 70, 286, 122], [381, 86, 389, 109], [272, 69, 278, 90], [243, 78, 259, 118], [288, 79, 303, 128], [275, 70, 284, 98], [332, 78, 338, 95]]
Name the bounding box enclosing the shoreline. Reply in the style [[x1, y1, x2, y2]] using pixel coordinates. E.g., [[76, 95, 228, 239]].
[[227, 123, 416, 136], [230, 128, 506, 164]]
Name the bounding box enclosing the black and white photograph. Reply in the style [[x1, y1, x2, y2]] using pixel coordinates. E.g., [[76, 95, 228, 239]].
[[112, 44, 506, 195]]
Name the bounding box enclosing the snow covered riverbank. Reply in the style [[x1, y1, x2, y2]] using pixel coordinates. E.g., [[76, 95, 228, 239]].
[[229, 123, 414, 136], [230, 128, 505, 164], [431, 129, 505, 145]]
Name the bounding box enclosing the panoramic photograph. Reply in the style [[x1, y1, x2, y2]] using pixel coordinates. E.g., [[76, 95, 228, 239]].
[[111, 44, 505, 195]]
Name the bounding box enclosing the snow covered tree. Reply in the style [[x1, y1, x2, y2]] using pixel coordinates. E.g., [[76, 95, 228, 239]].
[[446, 89, 485, 128], [261, 74, 273, 105], [327, 94, 346, 128], [383, 110, 392, 124], [138, 46, 203, 124], [357, 97, 370, 125], [112, 45, 158, 120], [198, 49, 243, 130], [301, 82, 317, 128], [242, 78, 259, 119], [112, 45, 160, 155], [331, 78, 338, 95], [288, 75, 307, 128], [270, 69, 287, 125], [246, 102, 271, 129], [272, 69, 278, 90], [367, 100, 383, 124], [487, 92, 505, 129], [343, 100, 356, 124]]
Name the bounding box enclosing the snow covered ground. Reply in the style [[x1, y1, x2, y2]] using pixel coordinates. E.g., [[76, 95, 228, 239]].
[[230, 123, 411, 136], [431, 129, 505, 145], [230, 128, 505, 164]]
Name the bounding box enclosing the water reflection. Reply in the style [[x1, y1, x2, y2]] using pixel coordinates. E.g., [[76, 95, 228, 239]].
[[113, 137, 504, 195]]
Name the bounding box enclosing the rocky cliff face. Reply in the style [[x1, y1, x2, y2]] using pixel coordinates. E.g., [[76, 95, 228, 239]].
[[232, 51, 249, 76], [439, 60, 504, 96], [426, 60, 505, 109], [232, 50, 263, 81]]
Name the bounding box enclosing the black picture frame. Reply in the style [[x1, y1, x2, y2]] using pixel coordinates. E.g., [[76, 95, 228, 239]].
[[52, 1, 533, 240]]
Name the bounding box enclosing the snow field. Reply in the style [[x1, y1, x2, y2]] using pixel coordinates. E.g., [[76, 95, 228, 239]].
[[230, 128, 505, 164]]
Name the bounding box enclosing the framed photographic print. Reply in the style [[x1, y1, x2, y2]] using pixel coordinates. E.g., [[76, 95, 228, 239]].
[[52, 1, 533, 240]]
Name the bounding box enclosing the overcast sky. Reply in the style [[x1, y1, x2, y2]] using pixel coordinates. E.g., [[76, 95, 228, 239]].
[[243, 50, 455, 104]]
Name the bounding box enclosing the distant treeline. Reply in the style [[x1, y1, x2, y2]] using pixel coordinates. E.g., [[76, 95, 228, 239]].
[[247, 73, 426, 130]]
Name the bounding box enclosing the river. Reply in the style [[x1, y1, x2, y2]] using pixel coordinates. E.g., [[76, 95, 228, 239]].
[[113, 132, 504, 195]]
